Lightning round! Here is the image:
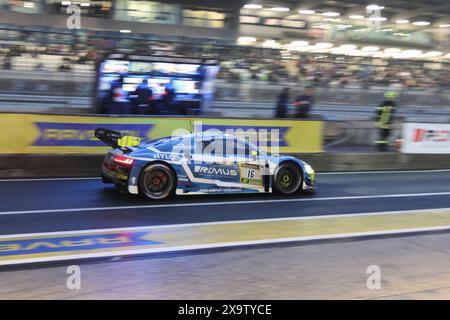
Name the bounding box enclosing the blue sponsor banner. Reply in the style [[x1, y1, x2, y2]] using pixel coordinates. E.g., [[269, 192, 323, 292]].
[[200, 125, 289, 147], [0, 232, 161, 256], [33, 123, 153, 147]]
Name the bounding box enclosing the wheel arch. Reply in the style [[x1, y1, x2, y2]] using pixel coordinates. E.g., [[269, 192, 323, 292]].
[[138, 160, 178, 195], [272, 159, 304, 192]]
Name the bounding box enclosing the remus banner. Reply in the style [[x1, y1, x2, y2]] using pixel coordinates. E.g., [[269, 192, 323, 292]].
[[0, 113, 323, 154]]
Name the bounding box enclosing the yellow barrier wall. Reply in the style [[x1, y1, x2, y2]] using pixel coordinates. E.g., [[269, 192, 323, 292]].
[[0, 113, 323, 154]]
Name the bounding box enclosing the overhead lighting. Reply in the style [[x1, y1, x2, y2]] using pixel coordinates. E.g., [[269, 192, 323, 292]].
[[439, 24, 450, 28], [362, 46, 379, 52], [396, 19, 409, 24], [290, 40, 309, 47], [444, 54, 450, 58], [61, 1, 71, 5], [372, 52, 392, 58], [366, 4, 384, 10], [339, 44, 357, 50], [271, 7, 290, 12], [323, 18, 341, 22], [401, 50, 423, 58], [322, 12, 340, 17], [384, 48, 401, 53], [393, 32, 409, 37], [423, 51, 443, 57], [262, 40, 280, 48], [315, 42, 333, 49], [349, 15, 365, 20], [120, 29, 132, 33], [80, 2, 91, 7], [298, 9, 315, 15], [368, 16, 387, 22], [336, 25, 353, 29], [243, 4, 262, 9], [315, 24, 332, 29], [412, 21, 430, 26], [23, 1, 34, 8], [380, 28, 393, 32], [237, 36, 257, 44]]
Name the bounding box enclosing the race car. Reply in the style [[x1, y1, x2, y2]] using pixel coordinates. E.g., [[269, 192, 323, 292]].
[[95, 127, 316, 200]]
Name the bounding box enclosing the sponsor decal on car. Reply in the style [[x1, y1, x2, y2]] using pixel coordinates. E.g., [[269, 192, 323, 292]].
[[239, 163, 263, 186], [194, 165, 238, 177]]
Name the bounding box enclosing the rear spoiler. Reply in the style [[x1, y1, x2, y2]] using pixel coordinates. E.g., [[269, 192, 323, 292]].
[[95, 127, 122, 149], [95, 127, 141, 152]]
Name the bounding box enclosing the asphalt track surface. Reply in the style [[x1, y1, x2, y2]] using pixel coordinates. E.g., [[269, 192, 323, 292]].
[[1, 170, 450, 235]]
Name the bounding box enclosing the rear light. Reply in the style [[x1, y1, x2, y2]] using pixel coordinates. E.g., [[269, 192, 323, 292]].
[[113, 155, 134, 165]]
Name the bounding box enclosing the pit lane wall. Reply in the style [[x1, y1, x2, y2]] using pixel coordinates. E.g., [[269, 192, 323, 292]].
[[0, 113, 323, 154]]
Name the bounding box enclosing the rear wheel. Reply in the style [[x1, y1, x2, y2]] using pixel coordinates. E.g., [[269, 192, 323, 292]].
[[273, 162, 303, 194], [139, 163, 176, 200]]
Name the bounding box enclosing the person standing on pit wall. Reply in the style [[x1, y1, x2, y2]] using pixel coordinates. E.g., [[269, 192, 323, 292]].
[[294, 86, 314, 118], [275, 87, 290, 118], [375, 91, 398, 151]]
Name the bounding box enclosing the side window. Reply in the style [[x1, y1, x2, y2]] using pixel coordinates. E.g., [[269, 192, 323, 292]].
[[171, 136, 194, 155], [203, 137, 226, 157], [234, 139, 250, 157]]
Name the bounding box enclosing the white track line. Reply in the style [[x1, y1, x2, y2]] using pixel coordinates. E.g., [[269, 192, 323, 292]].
[[0, 169, 449, 182], [318, 169, 450, 175], [1, 192, 450, 216], [1, 207, 449, 239], [0, 177, 100, 182], [2, 225, 450, 266]]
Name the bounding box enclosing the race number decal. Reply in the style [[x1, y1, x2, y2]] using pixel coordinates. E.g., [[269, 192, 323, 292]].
[[239, 164, 263, 186]]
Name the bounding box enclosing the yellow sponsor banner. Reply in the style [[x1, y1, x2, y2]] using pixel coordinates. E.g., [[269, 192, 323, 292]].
[[0, 113, 190, 154], [189, 118, 323, 153], [0, 113, 323, 154]]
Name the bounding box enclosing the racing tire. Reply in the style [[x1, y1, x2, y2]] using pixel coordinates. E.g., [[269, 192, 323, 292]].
[[139, 163, 176, 200], [272, 162, 303, 195]]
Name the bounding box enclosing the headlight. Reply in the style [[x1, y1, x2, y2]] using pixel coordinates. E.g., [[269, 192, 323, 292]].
[[304, 163, 315, 181], [304, 163, 314, 174]]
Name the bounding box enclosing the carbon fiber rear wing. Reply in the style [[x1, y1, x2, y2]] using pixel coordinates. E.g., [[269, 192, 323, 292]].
[[94, 127, 122, 149]]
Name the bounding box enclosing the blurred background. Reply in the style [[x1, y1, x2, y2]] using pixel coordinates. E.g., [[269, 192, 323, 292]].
[[0, 0, 448, 121]]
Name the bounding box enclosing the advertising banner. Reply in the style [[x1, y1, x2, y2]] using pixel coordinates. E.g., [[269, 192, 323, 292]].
[[0, 113, 323, 154], [402, 122, 450, 154], [0, 114, 190, 154]]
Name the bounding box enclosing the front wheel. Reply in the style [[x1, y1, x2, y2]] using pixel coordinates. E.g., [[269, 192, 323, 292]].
[[139, 163, 176, 200], [273, 162, 303, 194]]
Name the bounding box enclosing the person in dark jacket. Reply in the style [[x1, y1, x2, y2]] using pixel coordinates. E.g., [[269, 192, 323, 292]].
[[133, 78, 153, 114], [275, 87, 290, 118], [294, 87, 314, 118], [375, 91, 397, 151]]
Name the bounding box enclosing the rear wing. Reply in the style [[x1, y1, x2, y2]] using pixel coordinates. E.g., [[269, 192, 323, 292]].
[[95, 127, 122, 149], [94, 127, 141, 151]]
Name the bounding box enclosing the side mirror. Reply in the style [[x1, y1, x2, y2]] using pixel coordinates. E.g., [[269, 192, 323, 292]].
[[184, 152, 192, 160]]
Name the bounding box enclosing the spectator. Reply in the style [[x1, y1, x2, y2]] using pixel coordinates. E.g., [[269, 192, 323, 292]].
[[3, 56, 11, 70], [294, 87, 314, 119], [275, 87, 290, 118], [132, 78, 153, 114]]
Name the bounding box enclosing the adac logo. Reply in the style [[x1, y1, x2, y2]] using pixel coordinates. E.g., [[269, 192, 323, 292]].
[[0, 232, 161, 256], [200, 125, 289, 147], [413, 129, 450, 143], [33, 123, 153, 146]]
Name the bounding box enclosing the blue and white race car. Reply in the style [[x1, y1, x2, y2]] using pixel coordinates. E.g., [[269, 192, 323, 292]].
[[95, 128, 316, 200]]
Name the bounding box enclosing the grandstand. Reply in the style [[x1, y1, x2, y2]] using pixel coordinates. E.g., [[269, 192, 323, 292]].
[[0, 0, 448, 118]]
